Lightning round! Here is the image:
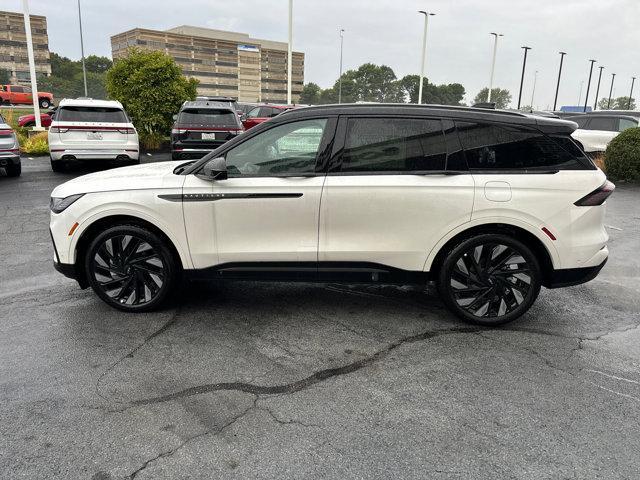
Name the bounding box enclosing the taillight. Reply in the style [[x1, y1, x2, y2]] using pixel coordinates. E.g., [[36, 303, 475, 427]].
[[118, 127, 136, 134], [50, 126, 69, 133], [574, 180, 615, 206]]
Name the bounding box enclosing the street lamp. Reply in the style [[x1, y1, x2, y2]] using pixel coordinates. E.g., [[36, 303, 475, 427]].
[[593, 66, 604, 110], [578, 81, 584, 105], [77, 0, 88, 97], [287, 0, 293, 105], [516, 46, 531, 110], [583, 59, 596, 112], [417, 10, 435, 104], [628, 77, 636, 109], [21, 0, 42, 130], [553, 52, 566, 112], [338, 29, 344, 104], [607, 73, 616, 109], [487, 32, 503, 103]]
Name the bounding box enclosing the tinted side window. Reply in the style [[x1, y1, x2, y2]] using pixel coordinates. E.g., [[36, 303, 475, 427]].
[[586, 117, 617, 131], [341, 118, 447, 172], [456, 121, 585, 171], [618, 118, 637, 132], [567, 116, 587, 128], [11, 86, 25, 93], [247, 107, 261, 118]]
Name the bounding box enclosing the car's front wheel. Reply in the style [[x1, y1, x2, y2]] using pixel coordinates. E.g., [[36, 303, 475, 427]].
[[84, 224, 179, 312], [437, 234, 541, 326]]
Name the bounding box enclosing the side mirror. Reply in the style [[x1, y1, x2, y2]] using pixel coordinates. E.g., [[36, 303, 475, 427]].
[[240, 114, 247, 122], [202, 157, 227, 180]]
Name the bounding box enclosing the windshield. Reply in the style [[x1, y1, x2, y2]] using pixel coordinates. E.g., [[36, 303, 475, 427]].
[[58, 106, 127, 123], [177, 108, 238, 127]]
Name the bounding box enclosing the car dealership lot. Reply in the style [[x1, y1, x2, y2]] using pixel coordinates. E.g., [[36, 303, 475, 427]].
[[1, 157, 639, 479]]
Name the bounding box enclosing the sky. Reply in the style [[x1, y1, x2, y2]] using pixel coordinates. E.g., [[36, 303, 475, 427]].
[[7, 0, 640, 109]]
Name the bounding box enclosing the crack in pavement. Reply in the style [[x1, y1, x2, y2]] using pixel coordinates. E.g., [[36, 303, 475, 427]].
[[129, 326, 481, 407], [128, 395, 258, 479], [95, 306, 183, 404]]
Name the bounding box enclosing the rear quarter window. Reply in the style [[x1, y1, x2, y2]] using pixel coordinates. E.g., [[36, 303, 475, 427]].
[[57, 106, 127, 123], [178, 108, 238, 127], [456, 121, 590, 171]]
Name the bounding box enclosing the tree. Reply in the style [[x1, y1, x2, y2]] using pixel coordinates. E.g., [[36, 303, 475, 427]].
[[474, 88, 512, 109], [597, 96, 636, 110], [84, 55, 113, 74], [106, 48, 198, 138], [299, 82, 321, 104], [0, 69, 10, 84], [399, 75, 465, 105]]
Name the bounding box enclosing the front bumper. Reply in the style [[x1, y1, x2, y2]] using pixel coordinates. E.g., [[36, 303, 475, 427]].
[[545, 258, 608, 288]]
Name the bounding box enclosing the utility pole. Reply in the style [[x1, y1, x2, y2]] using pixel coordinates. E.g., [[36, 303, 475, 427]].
[[487, 33, 503, 103], [417, 11, 435, 104], [517, 46, 531, 110], [629, 77, 636, 110], [593, 66, 604, 111], [338, 29, 344, 104], [578, 81, 584, 105], [553, 52, 566, 111], [286, 0, 293, 105], [78, 0, 88, 97], [607, 73, 616, 109], [583, 59, 596, 112], [22, 0, 42, 130]]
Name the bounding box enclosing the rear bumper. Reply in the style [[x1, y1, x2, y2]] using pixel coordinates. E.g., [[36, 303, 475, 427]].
[[49, 148, 139, 161], [0, 153, 20, 166], [545, 258, 607, 288]]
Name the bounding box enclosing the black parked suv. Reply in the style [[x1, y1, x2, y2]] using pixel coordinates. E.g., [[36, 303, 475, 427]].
[[171, 101, 245, 160]]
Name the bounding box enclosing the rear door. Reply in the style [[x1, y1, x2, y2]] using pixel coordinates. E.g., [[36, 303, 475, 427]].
[[54, 106, 131, 149], [318, 116, 475, 273], [9, 85, 31, 105]]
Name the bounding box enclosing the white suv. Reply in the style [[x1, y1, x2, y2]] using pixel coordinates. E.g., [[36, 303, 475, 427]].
[[48, 98, 139, 172], [50, 104, 613, 325]]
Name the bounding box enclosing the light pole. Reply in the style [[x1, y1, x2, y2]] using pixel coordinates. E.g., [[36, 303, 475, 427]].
[[593, 66, 604, 110], [487, 32, 503, 103], [553, 51, 566, 111], [77, 0, 87, 97], [286, 0, 293, 105], [417, 11, 435, 104], [578, 81, 584, 105], [338, 29, 344, 104], [530, 70, 538, 109], [583, 59, 596, 112], [21, 0, 42, 130], [517, 46, 531, 110], [628, 77, 636, 109], [607, 73, 616, 109]]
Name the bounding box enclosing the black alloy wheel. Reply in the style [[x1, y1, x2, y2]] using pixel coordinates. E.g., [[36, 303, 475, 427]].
[[438, 234, 541, 326], [85, 225, 178, 311]]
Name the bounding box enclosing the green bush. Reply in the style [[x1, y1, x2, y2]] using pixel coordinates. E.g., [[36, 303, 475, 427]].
[[140, 132, 164, 151], [20, 131, 49, 155], [605, 127, 640, 181]]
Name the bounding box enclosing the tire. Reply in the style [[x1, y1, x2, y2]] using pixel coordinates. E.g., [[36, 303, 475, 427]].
[[84, 224, 179, 312], [39, 98, 51, 109], [437, 234, 541, 326], [171, 152, 181, 160], [50, 159, 66, 172], [6, 163, 21, 177]]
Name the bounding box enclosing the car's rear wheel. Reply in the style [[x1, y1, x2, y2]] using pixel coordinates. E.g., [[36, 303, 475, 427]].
[[39, 98, 51, 109], [437, 234, 541, 326], [84, 224, 179, 312], [6, 163, 21, 177], [50, 159, 66, 172]]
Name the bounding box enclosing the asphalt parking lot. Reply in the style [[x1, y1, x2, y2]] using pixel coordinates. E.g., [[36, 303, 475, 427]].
[[1, 155, 639, 479]]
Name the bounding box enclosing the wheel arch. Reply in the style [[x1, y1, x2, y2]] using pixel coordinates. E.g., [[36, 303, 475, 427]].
[[426, 222, 557, 287], [72, 214, 187, 288]]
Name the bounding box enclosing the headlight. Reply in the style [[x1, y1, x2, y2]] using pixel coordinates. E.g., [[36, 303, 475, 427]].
[[50, 194, 84, 213]]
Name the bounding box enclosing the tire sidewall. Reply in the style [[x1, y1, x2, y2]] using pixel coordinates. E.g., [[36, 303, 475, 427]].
[[438, 233, 542, 326], [39, 99, 50, 109], [84, 224, 178, 312]]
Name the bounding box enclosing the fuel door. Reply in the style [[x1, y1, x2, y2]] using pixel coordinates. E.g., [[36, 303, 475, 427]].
[[484, 181, 512, 202]]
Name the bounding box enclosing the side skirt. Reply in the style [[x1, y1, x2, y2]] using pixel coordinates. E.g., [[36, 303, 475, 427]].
[[186, 262, 430, 285]]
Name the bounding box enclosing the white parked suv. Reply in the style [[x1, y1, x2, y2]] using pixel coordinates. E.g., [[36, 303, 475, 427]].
[[48, 98, 139, 172], [50, 104, 614, 325]]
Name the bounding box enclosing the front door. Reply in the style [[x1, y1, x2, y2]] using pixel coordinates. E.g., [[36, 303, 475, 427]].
[[183, 117, 335, 270]]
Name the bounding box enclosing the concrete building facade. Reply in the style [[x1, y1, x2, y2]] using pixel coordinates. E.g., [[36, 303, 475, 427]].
[[0, 10, 51, 84], [111, 25, 304, 103]]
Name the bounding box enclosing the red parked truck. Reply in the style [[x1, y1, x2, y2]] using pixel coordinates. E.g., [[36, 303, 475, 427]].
[[0, 84, 54, 109]]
